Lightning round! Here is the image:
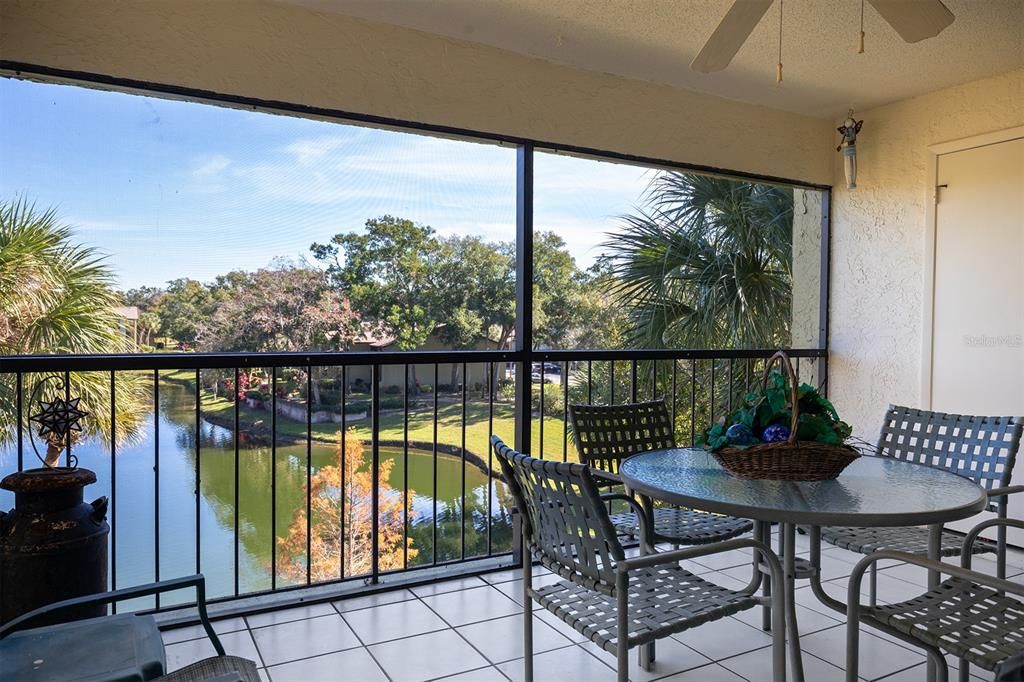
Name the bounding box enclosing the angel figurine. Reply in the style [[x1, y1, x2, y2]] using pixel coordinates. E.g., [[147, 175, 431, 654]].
[[837, 110, 864, 189]]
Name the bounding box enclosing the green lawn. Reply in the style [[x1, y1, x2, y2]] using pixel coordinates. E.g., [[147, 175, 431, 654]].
[[163, 369, 575, 464]]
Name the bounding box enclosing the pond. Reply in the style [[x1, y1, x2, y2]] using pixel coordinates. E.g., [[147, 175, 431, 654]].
[[0, 382, 514, 603]]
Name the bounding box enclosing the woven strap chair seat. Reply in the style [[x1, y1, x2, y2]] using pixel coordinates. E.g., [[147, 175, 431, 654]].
[[156, 656, 261, 682], [821, 525, 997, 557], [610, 507, 753, 545], [865, 577, 1024, 671], [531, 564, 756, 653]]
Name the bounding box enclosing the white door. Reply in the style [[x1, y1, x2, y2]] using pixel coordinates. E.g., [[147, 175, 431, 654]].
[[930, 136, 1024, 546]]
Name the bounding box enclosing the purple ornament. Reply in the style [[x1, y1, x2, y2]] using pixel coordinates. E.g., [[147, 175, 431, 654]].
[[762, 423, 790, 443]]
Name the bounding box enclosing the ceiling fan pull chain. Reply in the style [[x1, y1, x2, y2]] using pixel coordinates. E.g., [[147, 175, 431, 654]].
[[776, 0, 783, 82], [858, 0, 866, 53]]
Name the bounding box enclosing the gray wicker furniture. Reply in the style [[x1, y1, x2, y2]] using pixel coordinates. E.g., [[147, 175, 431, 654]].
[[822, 405, 1023, 605], [0, 574, 259, 682], [491, 436, 786, 682], [569, 400, 753, 545], [846, 518, 1024, 682]]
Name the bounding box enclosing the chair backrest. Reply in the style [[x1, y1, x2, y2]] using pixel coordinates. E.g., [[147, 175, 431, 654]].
[[491, 436, 624, 595], [876, 405, 1023, 491], [568, 400, 676, 474]]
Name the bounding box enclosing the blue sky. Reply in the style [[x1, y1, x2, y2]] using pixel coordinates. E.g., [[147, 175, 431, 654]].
[[0, 77, 653, 290]]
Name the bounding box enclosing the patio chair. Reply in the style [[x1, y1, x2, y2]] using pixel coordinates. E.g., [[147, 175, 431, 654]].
[[846, 518, 1024, 682], [0, 574, 259, 682], [821, 405, 1023, 605], [492, 435, 786, 682], [569, 400, 753, 546]]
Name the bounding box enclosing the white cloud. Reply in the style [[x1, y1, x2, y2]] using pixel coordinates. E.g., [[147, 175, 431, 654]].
[[191, 154, 231, 177]]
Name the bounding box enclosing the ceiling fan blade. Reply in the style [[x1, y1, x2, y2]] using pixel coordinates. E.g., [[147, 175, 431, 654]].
[[690, 0, 774, 73], [867, 0, 954, 43]]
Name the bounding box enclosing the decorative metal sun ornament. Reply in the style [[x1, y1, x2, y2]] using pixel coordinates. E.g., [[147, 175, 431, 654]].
[[28, 375, 88, 468]]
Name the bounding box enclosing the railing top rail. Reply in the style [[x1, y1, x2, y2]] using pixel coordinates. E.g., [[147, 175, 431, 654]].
[[0, 347, 825, 373]]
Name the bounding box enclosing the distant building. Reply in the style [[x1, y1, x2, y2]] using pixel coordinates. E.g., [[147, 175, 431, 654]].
[[113, 306, 140, 347]]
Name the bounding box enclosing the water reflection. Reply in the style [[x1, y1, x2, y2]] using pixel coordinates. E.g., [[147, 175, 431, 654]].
[[0, 382, 513, 602]]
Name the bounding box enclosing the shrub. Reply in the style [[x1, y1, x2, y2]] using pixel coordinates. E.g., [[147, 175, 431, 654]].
[[245, 390, 265, 401], [532, 385, 564, 415], [436, 383, 453, 394], [384, 384, 402, 395], [498, 380, 516, 403], [418, 384, 434, 394], [344, 400, 370, 415], [380, 397, 405, 410]]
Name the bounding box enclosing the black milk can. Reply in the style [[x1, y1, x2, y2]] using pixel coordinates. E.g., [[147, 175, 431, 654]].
[[0, 467, 109, 625]]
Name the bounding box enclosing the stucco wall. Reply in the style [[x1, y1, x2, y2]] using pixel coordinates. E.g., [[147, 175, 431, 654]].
[[0, 0, 831, 186], [828, 68, 1024, 441]]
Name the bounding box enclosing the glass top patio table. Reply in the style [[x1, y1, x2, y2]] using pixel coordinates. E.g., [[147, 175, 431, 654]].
[[619, 448, 988, 526]]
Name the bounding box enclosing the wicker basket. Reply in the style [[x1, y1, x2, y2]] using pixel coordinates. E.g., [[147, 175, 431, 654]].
[[712, 352, 859, 481]]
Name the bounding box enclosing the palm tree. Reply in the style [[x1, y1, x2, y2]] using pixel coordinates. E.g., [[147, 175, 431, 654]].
[[0, 198, 148, 452], [604, 172, 794, 349]]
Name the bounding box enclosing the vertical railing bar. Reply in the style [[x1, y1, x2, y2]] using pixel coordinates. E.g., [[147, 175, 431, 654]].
[[64, 370, 71, 464], [270, 366, 277, 592], [432, 363, 439, 565], [460, 361, 467, 561], [194, 368, 200, 578], [689, 359, 697, 446], [486, 361, 494, 556], [589, 360, 598, 403], [340, 365, 347, 580], [630, 359, 638, 403], [709, 359, 716, 436], [371, 364, 381, 584], [796, 357, 801, 385], [650, 359, 657, 402], [403, 364, 409, 569], [727, 359, 735, 412], [153, 368, 160, 609], [562, 361, 569, 463], [110, 370, 117, 613], [306, 366, 312, 585], [609, 361, 615, 405], [15, 372, 23, 472], [538, 365, 544, 459], [671, 360, 678, 442], [233, 366, 240, 597]]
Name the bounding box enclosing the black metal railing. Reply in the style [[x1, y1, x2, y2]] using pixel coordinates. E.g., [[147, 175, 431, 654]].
[[0, 347, 826, 612]]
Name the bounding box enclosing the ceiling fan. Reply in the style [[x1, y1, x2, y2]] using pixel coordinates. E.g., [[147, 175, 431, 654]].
[[691, 0, 955, 75]]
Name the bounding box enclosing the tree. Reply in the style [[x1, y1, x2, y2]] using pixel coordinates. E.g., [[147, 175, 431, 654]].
[[313, 216, 441, 351], [157, 277, 219, 346], [532, 231, 586, 349], [0, 199, 148, 447], [201, 266, 358, 354], [121, 286, 164, 347], [604, 173, 794, 349], [277, 434, 416, 581]]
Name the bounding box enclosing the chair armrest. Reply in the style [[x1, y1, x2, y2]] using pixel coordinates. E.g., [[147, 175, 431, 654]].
[[961, 517, 1024, 561], [848, 550, 1024, 604], [599, 493, 651, 549], [616, 538, 783, 593], [0, 574, 224, 656], [590, 468, 624, 486], [987, 485, 1024, 501]]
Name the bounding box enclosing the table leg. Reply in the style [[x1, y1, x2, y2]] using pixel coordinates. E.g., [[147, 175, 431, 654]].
[[755, 521, 773, 631], [782, 522, 805, 682], [925, 524, 942, 682]]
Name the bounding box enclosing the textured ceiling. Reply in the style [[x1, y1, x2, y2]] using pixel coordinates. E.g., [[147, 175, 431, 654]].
[[280, 0, 1023, 119]]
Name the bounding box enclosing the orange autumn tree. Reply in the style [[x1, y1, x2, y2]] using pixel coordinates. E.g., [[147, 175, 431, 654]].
[[278, 433, 416, 582]]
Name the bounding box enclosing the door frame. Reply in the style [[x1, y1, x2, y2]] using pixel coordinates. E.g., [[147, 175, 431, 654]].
[[920, 125, 1024, 408]]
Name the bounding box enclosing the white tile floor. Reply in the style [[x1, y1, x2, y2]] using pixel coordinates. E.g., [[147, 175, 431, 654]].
[[162, 534, 1024, 682]]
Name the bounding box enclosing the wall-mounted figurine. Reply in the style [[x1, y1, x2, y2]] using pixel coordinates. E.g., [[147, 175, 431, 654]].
[[837, 110, 864, 189]]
